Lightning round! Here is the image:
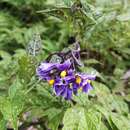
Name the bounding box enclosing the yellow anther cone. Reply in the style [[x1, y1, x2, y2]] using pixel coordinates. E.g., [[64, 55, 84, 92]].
[[48, 79, 55, 85], [60, 70, 67, 78], [86, 79, 91, 83], [76, 76, 81, 84]]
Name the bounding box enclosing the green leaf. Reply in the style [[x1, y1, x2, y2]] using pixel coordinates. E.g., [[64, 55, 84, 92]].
[[110, 113, 130, 130], [100, 122, 109, 130], [48, 109, 64, 130], [125, 94, 130, 102], [91, 81, 110, 96], [63, 106, 101, 130], [43, 107, 64, 130], [112, 96, 129, 114], [63, 106, 87, 130], [94, 105, 109, 119], [0, 118, 6, 130], [0, 97, 18, 129], [0, 94, 25, 130], [73, 92, 90, 106], [18, 55, 36, 83], [0, 50, 11, 69], [85, 109, 101, 130], [117, 12, 130, 21], [63, 0, 72, 6], [84, 59, 101, 65], [8, 77, 23, 99]]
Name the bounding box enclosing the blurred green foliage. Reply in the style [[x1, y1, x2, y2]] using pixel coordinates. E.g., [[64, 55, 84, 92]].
[[0, 0, 130, 130]]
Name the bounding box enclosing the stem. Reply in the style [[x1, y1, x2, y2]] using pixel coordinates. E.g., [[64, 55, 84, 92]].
[[24, 79, 41, 95]]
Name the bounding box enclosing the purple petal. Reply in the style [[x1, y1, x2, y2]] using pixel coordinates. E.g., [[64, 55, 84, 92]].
[[73, 83, 79, 95], [61, 87, 72, 100], [67, 69, 74, 76], [76, 73, 96, 80], [61, 87, 68, 98], [53, 85, 65, 96], [66, 88, 72, 100], [64, 76, 75, 83], [36, 68, 51, 80], [82, 83, 93, 93], [56, 59, 71, 71], [39, 62, 56, 73], [54, 78, 67, 86], [36, 62, 57, 80], [54, 75, 75, 86]]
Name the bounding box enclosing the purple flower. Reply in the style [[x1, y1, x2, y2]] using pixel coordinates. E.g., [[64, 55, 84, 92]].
[[53, 75, 75, 100], [52, 71, 96, 100], [36, 59, 72, 80], [36, 59, 96, 100], [36, 62, 56, 80], [74, 73, 96, 94], [56, 59, 71, 71]]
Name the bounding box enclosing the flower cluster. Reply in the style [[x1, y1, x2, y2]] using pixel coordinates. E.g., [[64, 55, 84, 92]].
[[36, 44, 96, 100]]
